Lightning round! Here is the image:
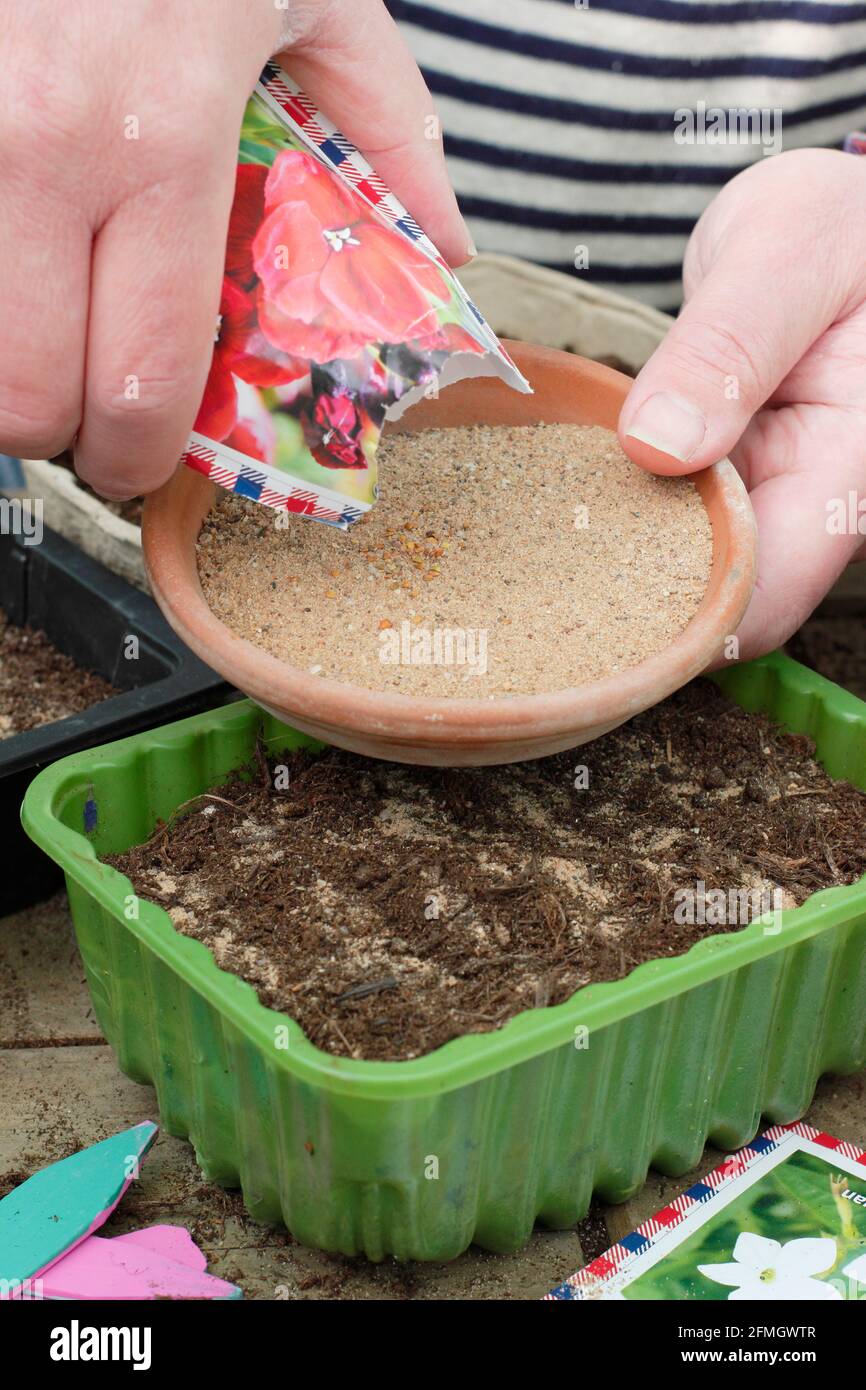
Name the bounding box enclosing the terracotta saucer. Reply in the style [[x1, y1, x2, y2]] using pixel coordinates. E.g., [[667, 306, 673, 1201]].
[[143, 342, 756, 766]]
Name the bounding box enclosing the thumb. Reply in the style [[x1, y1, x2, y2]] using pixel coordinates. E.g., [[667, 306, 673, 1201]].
[[618, 221, 845, 477], [279, 0, 474, 267]]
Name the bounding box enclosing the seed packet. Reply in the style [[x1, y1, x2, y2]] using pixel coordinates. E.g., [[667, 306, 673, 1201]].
[[184, 60, 529, 528], [546, 1121, 866, 1300]]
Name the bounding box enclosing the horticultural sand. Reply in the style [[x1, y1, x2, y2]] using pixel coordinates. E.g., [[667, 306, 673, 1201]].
[[197, 423, 713, 696]]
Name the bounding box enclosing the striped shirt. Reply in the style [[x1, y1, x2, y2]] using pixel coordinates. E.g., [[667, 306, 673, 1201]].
[[386, 0, 866, 311]]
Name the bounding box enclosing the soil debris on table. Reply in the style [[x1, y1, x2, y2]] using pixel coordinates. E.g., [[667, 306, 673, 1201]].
[[0, 609, 118, 739], [107, 680, 866, 1062], [197, 422, 712, 698]]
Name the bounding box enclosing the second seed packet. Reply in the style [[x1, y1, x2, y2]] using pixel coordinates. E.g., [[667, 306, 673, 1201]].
[[546, 1121, 866, 1301]]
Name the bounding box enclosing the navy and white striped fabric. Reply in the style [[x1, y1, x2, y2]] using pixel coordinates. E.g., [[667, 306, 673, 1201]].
[[387, 0, 866, 311]]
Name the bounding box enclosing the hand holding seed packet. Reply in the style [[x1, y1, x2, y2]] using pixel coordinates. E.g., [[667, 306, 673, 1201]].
[[185, 62, 528, 528]]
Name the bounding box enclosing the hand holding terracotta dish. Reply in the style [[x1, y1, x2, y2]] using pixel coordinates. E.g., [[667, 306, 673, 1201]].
[[143, 69, 754, 764], [144, 341, 756, 765]]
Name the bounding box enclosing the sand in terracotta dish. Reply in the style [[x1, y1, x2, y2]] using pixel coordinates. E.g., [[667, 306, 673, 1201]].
[[108, 682, 866, 1062], [197, 423, 713, 698]]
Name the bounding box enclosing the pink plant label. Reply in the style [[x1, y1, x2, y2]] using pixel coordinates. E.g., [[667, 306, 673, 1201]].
[[36, 1226, 241, 1301], [184, 60, 529, 528]]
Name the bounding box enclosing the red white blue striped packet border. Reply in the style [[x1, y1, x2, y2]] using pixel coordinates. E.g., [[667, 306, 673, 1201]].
[[545, 1121, 866, 1300]]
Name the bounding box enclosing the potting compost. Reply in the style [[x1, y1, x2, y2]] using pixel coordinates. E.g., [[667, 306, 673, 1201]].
[[109, 680, 866, 1062], [197, 422, 713, 697], [0, 608, 117, 738]]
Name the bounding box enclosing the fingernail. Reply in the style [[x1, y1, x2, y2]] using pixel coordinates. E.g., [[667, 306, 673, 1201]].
[[625, 392, 706, 463], [466, 234, 478, 260]]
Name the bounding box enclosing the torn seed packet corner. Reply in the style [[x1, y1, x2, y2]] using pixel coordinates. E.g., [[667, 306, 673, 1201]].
[[184, 60, 530, 529]]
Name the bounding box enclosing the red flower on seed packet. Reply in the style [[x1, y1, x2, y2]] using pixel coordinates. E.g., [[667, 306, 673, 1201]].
[[252, 150, 451, 361], [302, 391, 368, 470], [225, 163, 268, 290], [194, 276, 306, 442], [296, 358, 388, 471]]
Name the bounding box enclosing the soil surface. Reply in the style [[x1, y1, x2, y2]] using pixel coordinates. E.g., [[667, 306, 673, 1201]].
[[108, 681, 866, 1062], [788, 615, 866, 701], [0, 609, 118, 739]]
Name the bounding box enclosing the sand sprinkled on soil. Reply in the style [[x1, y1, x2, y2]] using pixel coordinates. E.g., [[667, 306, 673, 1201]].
[[109, 682, 866, 1062], [197, 423, 713, 697]]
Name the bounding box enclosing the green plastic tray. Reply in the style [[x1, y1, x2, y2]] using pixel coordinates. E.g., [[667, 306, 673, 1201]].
[[21, 652, 866, 1260]]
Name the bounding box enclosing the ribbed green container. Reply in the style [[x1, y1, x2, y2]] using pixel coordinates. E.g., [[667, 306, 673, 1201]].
[[21, 652, 866, 1260]]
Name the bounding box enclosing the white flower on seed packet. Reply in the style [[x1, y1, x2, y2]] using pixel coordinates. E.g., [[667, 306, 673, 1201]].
[[697, 1233, 841, 1300]]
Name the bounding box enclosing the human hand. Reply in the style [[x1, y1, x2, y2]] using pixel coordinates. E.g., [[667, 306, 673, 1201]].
[[618, 149, 866, 661], [0, 0, 470, 499]]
